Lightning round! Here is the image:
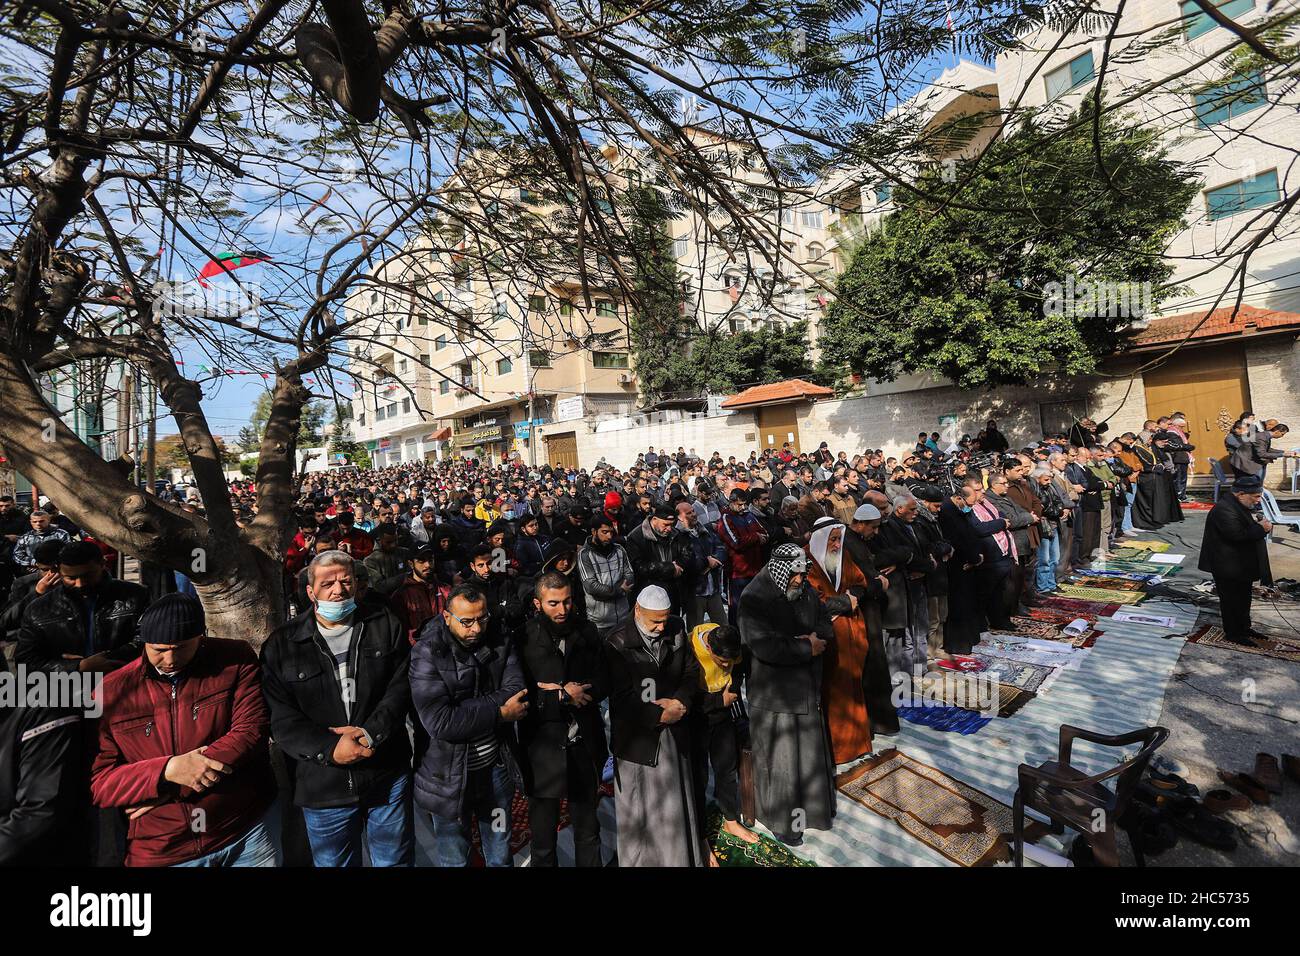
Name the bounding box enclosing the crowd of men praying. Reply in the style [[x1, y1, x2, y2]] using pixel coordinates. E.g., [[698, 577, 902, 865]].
[[0, 407, 1293, 866]]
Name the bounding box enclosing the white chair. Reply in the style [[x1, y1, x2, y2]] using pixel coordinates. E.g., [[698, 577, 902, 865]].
[[1261, 489, 1300, 531]]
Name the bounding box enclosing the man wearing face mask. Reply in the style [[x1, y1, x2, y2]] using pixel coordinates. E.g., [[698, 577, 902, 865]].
[[604, 585, 704, 866], [261, 550, 414, 866], [410, 583, 528, 867], [737, 544, 836, 847], [17, 541, 149, 675], [91, 594, 278, 866]]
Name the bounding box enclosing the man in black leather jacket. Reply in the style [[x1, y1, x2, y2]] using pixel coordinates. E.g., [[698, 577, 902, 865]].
[[16, 541, 148, 675]]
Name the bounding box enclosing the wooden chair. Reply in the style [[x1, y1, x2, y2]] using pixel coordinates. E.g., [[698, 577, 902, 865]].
[[1013, 724, 1168, 867]]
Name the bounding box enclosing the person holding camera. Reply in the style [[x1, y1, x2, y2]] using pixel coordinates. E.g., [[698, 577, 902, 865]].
[[517, 573, 608, 867]]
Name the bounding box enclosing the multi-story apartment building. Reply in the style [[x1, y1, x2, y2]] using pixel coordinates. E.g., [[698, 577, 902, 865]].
[[348, 132, 839, 467], [813, 0, 1300, 476]]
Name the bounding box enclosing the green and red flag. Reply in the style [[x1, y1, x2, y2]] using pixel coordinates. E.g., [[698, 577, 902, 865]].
[[197, 250, 269, 287]]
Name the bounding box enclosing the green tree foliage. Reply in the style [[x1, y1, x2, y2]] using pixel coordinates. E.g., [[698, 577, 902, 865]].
[[626, 185, 814, 400], [818, 105, 1201, 388], [244, 392, 327, 448]]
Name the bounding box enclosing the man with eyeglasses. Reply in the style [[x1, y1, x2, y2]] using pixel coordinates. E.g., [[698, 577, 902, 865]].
[[410, 583, 528, 866]]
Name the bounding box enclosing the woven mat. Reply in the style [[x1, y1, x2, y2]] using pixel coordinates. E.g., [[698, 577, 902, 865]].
[[898, 705, 992, 735], [1116, 541, 1171, 553], [911, 673, 1026, 717], [1040, 596, 1123, 617], [1102, 560, 1183, 576], [1011, 615, 1095, 646], [706, 804, 816, 867], [1055, 584, 1145, 604], [1069, 574, 1145, 591], [971, 653, 1055, 693], [992, 618, 1062, 639], [836, 750, 1045, 866], [1185, 625, 1300, 663]]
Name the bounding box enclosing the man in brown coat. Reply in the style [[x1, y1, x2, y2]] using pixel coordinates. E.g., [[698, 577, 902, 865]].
[[1006, 455, 1046, 607]]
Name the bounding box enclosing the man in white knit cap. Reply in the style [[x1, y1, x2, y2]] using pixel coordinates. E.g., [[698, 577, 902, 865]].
[[602, 585, 706, 866]]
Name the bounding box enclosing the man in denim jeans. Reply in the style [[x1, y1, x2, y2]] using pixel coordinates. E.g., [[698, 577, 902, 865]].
[[410, 583, 528, 866], [261, 551, 414, 867]]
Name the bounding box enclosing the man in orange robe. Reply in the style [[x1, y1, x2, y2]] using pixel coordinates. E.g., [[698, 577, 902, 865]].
[[804, 517, 873, 764]]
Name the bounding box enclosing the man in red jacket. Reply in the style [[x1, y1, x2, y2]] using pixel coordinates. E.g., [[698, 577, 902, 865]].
[[716, 488, 768, 625], [333, 510, 375, 560], [90, 594, 278, 867], [388, 544, 446, 645]]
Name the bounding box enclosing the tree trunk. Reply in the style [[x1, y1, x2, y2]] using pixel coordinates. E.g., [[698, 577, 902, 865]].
[[190, 543, 285, 648]]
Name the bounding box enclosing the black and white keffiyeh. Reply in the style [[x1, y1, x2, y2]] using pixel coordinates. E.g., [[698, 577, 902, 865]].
[[766, 542, 808, 593]]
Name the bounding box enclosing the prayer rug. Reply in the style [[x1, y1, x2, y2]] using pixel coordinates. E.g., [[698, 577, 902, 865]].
[[1101, 560, 1184, 576], [1054, 584, 1145, 604], [1117, 541, 1171, 553], [971, 654, 1054, 693], [1185, 625, 1300, 664], [997, 685, 1035, 717], [910, 673, 1004, 715], [1068, 574, 1145, 591], [836, 750, 1046, 866], [706, 805, 816, 867], [897, 705, 992, 735], [1040, 596, 1123, 617], [993, 617, 1061, 639]]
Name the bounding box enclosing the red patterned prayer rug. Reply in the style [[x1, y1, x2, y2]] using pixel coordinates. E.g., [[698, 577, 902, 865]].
[[1040, 596, 1122, 617]]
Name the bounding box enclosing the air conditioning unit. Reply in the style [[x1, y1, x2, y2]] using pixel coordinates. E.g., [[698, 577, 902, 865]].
[[617, 373, 633, 385]]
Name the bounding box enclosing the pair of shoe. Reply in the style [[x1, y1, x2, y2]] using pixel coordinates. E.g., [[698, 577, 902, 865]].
[[1218, 753, 1287, 803]]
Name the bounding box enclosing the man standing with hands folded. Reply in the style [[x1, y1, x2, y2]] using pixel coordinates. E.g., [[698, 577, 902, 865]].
[[738, 544, 837, 847], [410, 582, 529, 867], [518, 572, 608, 866], [604, 585, 704, 866], [261, 550, 414, 867], [91, 594, 278, 867]]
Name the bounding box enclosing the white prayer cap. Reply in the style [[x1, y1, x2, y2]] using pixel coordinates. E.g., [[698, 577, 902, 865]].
[[637, 585, 672, 611], [852, 503, 882, 522]]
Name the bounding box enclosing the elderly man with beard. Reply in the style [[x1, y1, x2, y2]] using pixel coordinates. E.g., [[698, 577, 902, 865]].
[[804, 517, 874, 765], [737, 544, 836, 847], [604, 586, 705, 867], [843, 503, 899, 736], [518, 572, 608, 867]]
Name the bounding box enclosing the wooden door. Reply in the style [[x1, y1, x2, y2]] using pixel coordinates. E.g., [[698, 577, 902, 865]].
[[1142, 345, 1249, 474], [757, 404, 801, 454], [545, 432, 579, 471]]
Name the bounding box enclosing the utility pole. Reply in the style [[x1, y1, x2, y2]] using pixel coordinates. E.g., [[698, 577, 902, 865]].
[[145, 380, 157, 492]]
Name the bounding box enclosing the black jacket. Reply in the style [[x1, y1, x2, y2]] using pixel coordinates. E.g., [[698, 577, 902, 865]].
[[1199, 494, 1271, 584], [16, 579, 149, 673], [2, 571, 43, 643], [517, 616, 608, 798], [0, 702, 88, 866], [409, 615, 524, 819], [603, 616, 698, 767], [736, 568, 833, 715], [623, 519, 696, 609], [260, 604, 412, 809]]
